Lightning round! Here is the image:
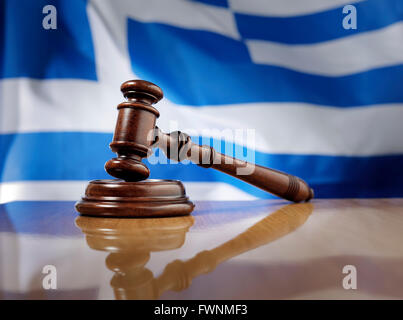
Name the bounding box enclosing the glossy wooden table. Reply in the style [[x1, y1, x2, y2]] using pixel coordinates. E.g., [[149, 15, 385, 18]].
[[1, 199, 403, 299]]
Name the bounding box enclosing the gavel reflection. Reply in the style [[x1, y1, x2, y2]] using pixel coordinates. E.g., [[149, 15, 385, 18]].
[[76, 203, 313, 300]]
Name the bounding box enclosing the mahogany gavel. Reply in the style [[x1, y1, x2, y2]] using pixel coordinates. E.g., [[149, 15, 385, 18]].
[[104, 80, 313, 203]]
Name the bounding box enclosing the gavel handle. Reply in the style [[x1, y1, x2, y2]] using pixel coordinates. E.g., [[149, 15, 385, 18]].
[[155, 130, 314, 203]]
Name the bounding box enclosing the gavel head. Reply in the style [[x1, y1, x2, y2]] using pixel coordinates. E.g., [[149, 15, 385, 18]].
[[105, 80, 163, 181]]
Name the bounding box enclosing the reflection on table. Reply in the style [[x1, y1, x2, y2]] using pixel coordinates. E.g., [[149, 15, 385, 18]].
[[2, 199, 403, 299], [75, 203, 313, 299]]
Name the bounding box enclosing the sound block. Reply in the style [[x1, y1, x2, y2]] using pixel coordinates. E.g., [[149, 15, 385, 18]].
[[75, 179, 194, 218]]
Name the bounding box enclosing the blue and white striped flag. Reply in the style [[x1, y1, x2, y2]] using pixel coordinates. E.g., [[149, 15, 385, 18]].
[[1, 0, 403, 202]]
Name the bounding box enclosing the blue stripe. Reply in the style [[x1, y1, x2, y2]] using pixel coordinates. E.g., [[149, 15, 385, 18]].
[[1, 132, 403, 199], [236, 0, 403, 44], [189, 0, 228, 8], [0, 0, 96, 80], [127, 18, 403, 107]]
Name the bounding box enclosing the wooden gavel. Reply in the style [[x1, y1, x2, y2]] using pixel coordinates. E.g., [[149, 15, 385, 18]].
[[105, 80, 314, 203]]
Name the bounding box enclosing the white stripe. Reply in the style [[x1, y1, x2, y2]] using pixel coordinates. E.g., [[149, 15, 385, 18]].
[[90, 0, 239, 40], [162, 102, 403, 156], [247, 22, 403, 76], [0, 181, 257, 204], [1, 79, 403, 156], [229, 0, 365, 17]]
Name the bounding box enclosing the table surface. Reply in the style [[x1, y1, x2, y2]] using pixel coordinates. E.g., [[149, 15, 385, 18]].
[[1, 198, 403, 300]]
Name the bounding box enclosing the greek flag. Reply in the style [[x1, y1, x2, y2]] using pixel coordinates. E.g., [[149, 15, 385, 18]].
[[1, 0, 403, 202]]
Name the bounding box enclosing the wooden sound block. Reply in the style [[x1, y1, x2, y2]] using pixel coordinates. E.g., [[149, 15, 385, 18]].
[[75, 179, 194, 218]]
